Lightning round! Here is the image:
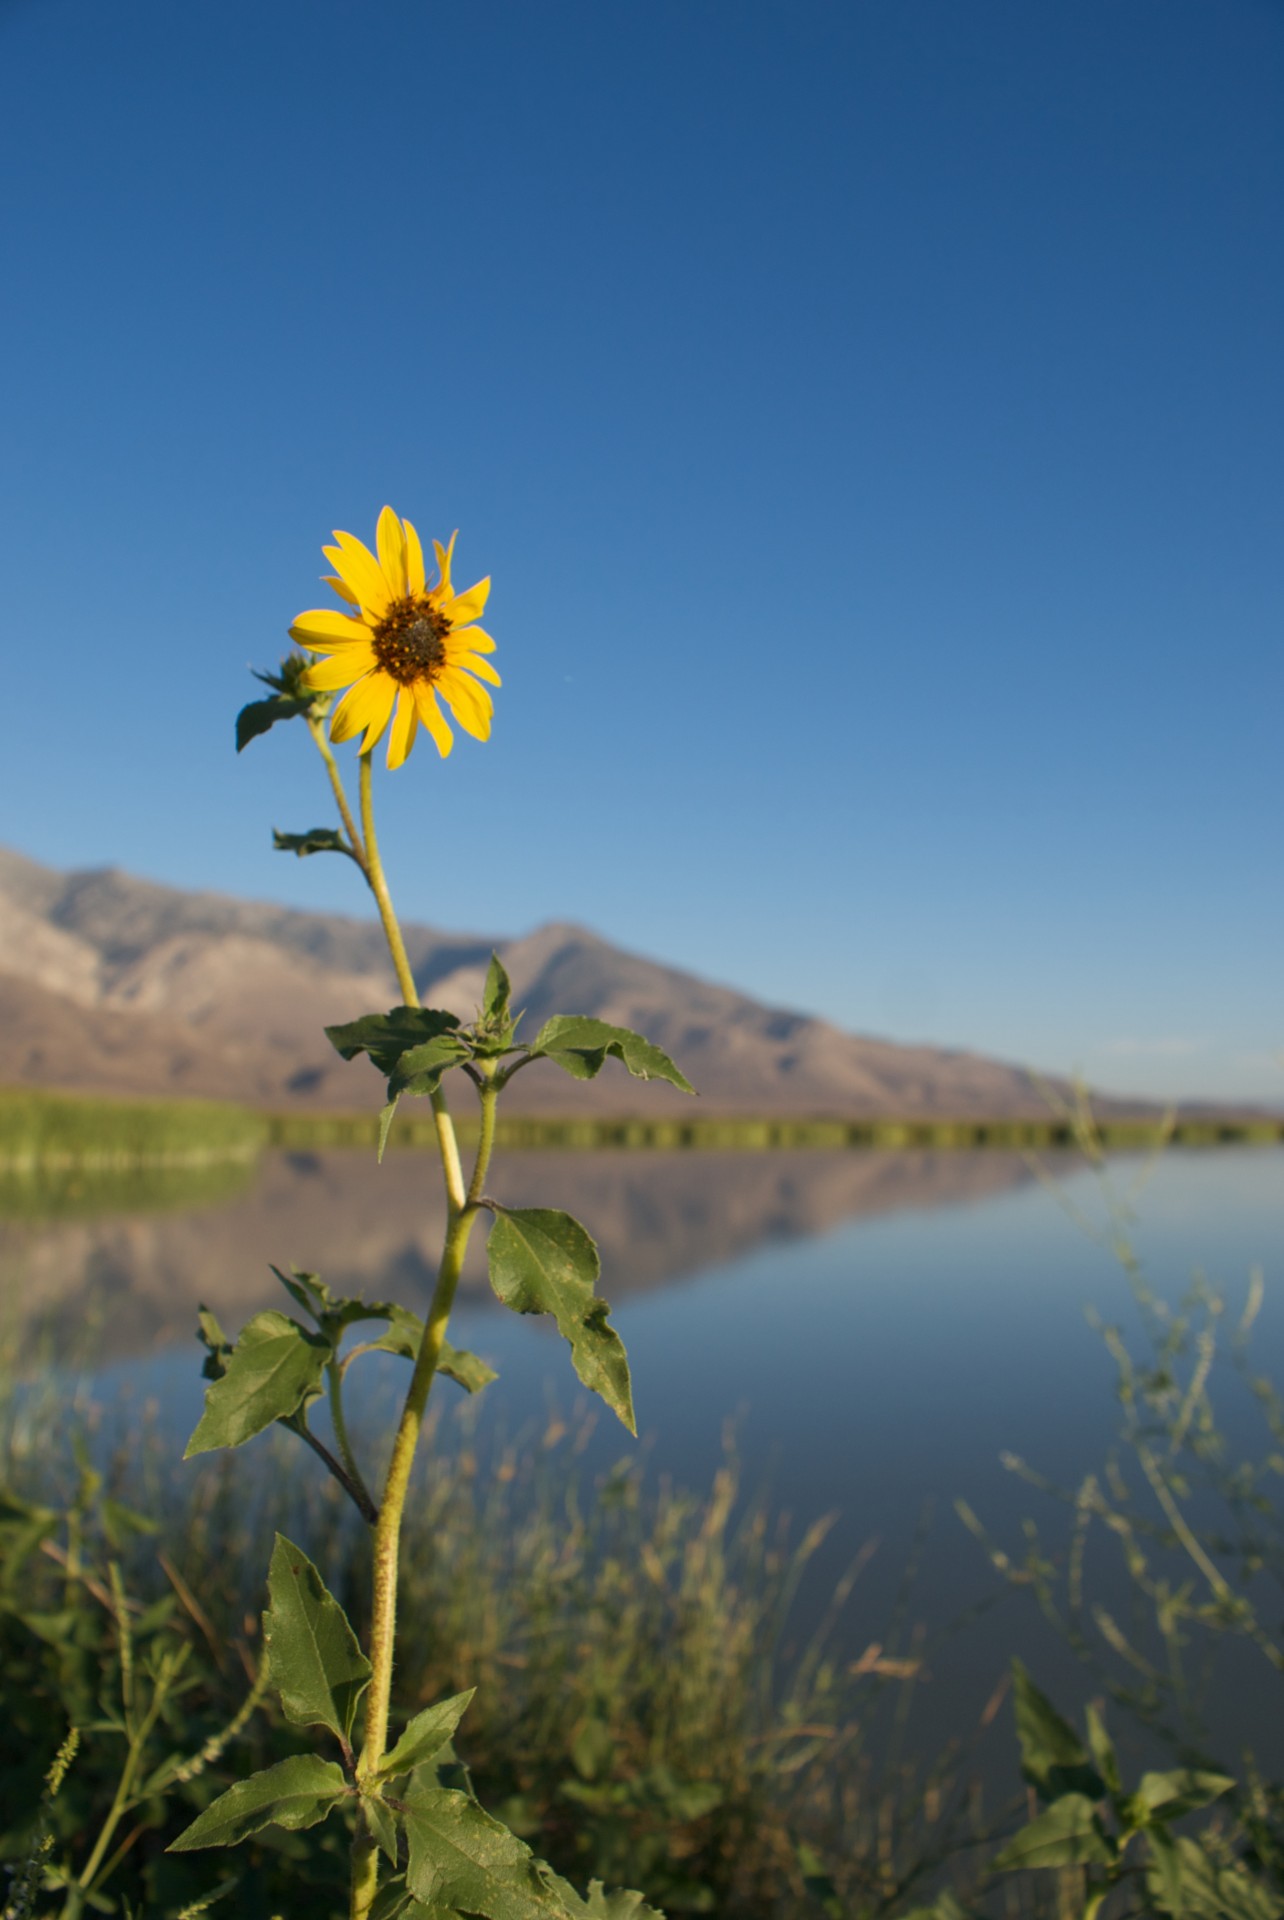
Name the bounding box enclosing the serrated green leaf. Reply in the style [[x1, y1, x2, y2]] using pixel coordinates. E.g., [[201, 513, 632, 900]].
[[993, 1795, 1115, 1873], [439, 1343, 498, 1394], [264, 1534, 371, 1743], [487, 1209, 634, 1434], [271, 1266, 321, 1319], [366, 1309, 497, 1393], [365, 1303, 426, 1360], [1010, 1660, 1105, 1802], [527, 1017, 694, 1095], [168, 1754, 348, 1850], [403, 1785, 571, 1918], [273, 826, 354, 860], [378, 1691, 475, 1781], [363, 1791, 401, 1867], [543, 1875, 666, 1919], [1133, 1768, 1235, 1824], [326, 1007, 461, 1076], [269, 1268, 408, 1341], [235, 694, 314, 752], [389, 1035, 470, 1100], [185, 1312, 330, 1457], [483, 954, 512, 1024]]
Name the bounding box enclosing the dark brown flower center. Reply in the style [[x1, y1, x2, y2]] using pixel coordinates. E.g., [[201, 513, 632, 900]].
[[372, 596, 450, 685]]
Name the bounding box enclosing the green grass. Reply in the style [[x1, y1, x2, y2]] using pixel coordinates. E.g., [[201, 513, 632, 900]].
[[0, 1392, 998, 1920], [0, 1087, 268, 1172], [268, 1107, 1284, 1153], [2, 1085, 1279, 1178]]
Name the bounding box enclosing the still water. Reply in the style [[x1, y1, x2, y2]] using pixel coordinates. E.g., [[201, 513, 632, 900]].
[[3, 1142, 1282, 1767]]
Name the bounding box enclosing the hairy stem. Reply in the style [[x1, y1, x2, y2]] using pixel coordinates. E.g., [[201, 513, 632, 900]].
[[308, 712, 368, 874], [351, 1085, 499, 1920], [357, 750, 467, 1210], [344, 766, 488, 1918], [328, 1360, 378, 1524], [358, 752, 419, 1008]]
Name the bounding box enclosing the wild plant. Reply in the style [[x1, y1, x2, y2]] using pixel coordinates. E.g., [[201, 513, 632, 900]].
[[950, 1089, 1284, 1918], [173, 508, 692, 1918]]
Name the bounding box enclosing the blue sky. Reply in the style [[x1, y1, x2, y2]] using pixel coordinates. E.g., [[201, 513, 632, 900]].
[[2, 0, 1280, 1104]]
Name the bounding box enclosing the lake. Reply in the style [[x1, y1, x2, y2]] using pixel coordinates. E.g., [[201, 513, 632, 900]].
[[3, 1140, 1281, 1773]]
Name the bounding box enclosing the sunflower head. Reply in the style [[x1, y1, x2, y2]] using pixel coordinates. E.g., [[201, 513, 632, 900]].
[[289, 506, 500, 768]]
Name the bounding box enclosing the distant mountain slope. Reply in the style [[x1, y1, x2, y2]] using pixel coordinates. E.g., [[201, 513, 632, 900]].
[[0, 846, 1116, 1117]]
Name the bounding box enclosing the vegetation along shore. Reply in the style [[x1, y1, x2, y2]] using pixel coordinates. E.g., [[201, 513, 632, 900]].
[[0, 1084, 1281, 1173]]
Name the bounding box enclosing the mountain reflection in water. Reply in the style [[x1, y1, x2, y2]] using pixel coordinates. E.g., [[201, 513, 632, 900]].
[[1, 1146, 1056, 1362]]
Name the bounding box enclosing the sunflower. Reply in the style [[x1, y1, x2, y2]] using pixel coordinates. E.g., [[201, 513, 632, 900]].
[[289, 506, 500, 766]]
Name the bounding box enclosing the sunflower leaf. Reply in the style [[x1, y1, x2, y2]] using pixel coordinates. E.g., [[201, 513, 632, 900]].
[[377, 1690, 476, 1782], [185, 1311, 330, 1457], [487, 1209, 634, 1434], [402, 1783, 574, 1918], [263, 1533, 370, 1743], [269, 1267, 414, 1341], [168, 1754, 349, 1851], [273, 826, 357, 861], [526, 1018, 694, 1095], [542, 1877, 667, 1920], [388, 1035, 472, 1100], [365, 1308, 498, 1393], [326, 1008, 462, 1078], [235, 694, 314, 753], [483, 954, 512, 1024], [364, 1793, 401, 1867]]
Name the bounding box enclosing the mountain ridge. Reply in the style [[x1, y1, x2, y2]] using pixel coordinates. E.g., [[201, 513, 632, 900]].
[[0, 845, 1148, 1119]]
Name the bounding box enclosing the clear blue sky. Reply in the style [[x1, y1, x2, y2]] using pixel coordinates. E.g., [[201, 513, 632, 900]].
[[2, 0, 1280, 1104]]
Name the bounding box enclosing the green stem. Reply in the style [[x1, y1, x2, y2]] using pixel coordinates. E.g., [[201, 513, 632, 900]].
[[340, 750, 487, 1919], [328, 1361, 377, 1524], [357, 1215, 476, 1772], [357, 749, 467, 1210], [309, 712, 368, 875], [351, 1084, 499, 1920], [359, 752, 419, 1009]]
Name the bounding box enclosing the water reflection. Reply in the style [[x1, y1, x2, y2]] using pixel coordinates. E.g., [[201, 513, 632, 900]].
[[0, 1145, 1056, 1361]]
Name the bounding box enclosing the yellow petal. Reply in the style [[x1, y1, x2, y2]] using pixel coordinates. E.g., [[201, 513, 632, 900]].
[[453, 624, 495, 654], [387, 686, 419, 769], [413, 682, 454, 757], [437, 667, 492, 740], [301, 645, 376, 691], [323, 573, 360, 607], [403, 518, 426, 595], [330, 671, 395, 747], [290, 608, 373, 649], [432, 531, 457, 596], [376, 506, 407, 598], [446, 649, 501, 686], [443, 577, 490, 627], [327, 533, 393, 616]]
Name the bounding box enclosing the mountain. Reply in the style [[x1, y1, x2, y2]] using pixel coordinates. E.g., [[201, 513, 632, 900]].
[[0, 845, 1119, 1118]]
